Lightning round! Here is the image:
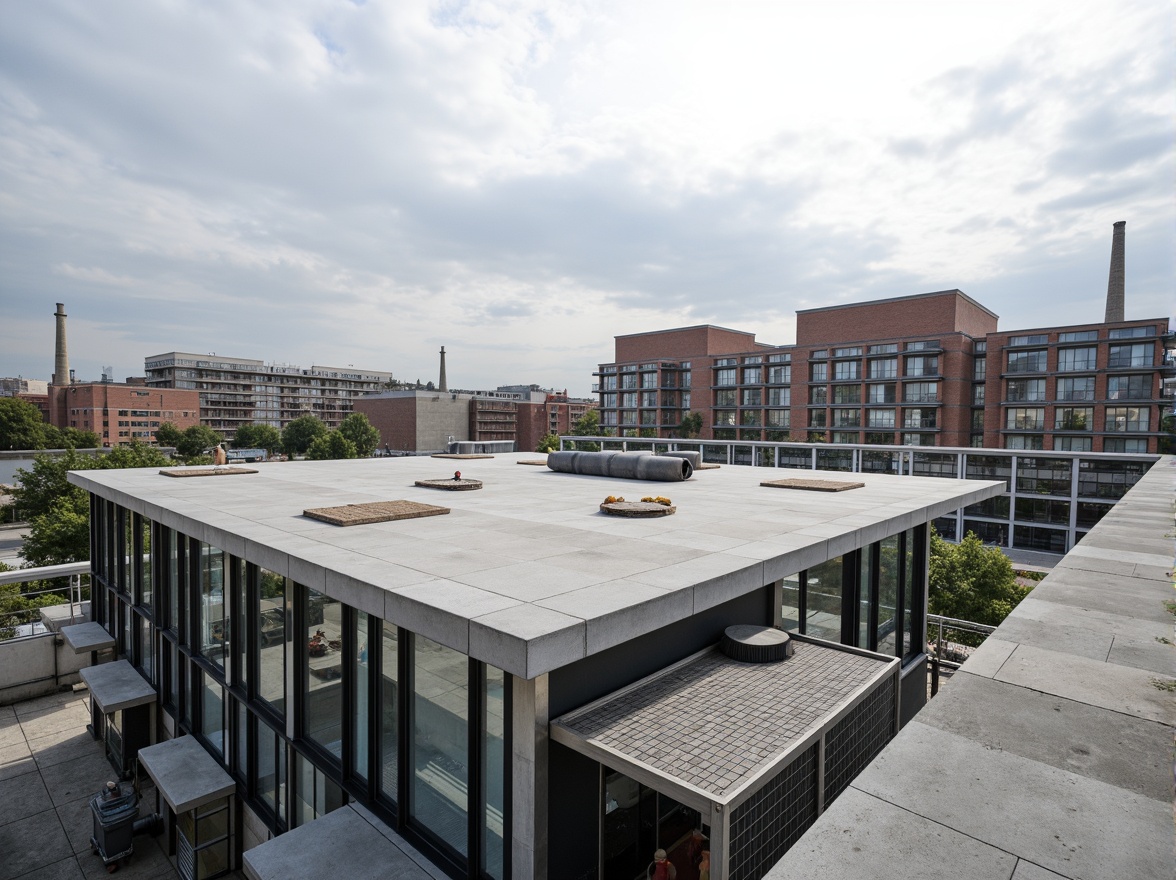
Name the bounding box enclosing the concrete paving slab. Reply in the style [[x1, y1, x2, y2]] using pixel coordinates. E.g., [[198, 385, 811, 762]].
[[38, 750, 117, 807], [1007, 595, 1170, 643], [28, 727, 104, 771], [11, 858, 87, 880], [994, 643, 1175, 724], [0, 767, 52, 826], [986, 614, 1112, 663], [764, 788, 1018, 880], [1106, 634, 1176, 676], [1010, 860, 1071, 880], [959, 637, 1018, 679], [0, 809, 74, 880], [852, 721, 1173, 880], [0, 740, 34, 782], [919, 673, 1172, 802]]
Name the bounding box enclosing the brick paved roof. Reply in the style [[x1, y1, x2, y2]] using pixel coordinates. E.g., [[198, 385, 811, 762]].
[[553, 641, 890, 797]]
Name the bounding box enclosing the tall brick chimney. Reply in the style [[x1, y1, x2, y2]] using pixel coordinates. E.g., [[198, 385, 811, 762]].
[[52, 302, 71, 386], [438, 346, 448, 393], [1104, 221, 1126, 323]]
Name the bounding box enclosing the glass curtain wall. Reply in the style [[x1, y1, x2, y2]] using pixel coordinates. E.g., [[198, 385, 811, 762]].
[[303, 588, 343, 761]]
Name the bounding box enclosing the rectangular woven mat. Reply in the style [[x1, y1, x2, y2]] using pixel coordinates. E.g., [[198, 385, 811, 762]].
[[760, 478, 864, 492], [303, 500, 450, 526]]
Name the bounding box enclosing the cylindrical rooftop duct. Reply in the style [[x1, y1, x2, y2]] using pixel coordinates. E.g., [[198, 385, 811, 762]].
[[546, 450, 692, 481]]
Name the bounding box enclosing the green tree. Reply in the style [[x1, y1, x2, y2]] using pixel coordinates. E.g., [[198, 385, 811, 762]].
[[337, 413, 380, 457], [536, 433, 560, 453], [0, 397, 47, 450], [154, 422, 183, 449], [234, 423, 282, 453], [928, 528, 1032, 629], [282, 415, 327, 455], [678, 411, 703, 439], [306, 431, 357, 460], [42, 425, 102, 449], [570, 408, 603, 451], [21, 493, 91, 566], [177, 424, 222, 459]]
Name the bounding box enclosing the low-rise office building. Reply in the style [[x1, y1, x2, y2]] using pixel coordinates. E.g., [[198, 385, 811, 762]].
[[70, 454, 999, 879], [49, 382, 201, 446]]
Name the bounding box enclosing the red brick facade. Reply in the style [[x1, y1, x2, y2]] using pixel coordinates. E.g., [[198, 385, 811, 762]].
[[49, 383, 201, 447], [596, 291, 1173, 453]]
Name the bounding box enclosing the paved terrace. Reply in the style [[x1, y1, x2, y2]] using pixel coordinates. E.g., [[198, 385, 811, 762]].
[[768, 456, 1175, 880], [70, 455, 1001, 678], [0, 685, 249, 880]]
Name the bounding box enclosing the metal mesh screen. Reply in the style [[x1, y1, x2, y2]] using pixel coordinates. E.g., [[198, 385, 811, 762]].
[[823, 674, 896, 805], [727, 743, 819, 880]]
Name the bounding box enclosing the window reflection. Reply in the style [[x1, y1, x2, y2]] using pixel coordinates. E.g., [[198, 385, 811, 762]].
[[201, 673, 225, 760], [481, 666, 506, 880], [257, 569, 286, 714], [199, 544, 226, 671], [805, 557, 843, 641], [379, 622, 399, 804], [304, 589, 342, 760], [410, 635, 469, 856], [780, 575, 801, 632], [352, 613, 370, 783], [877, 536, 900, 656]]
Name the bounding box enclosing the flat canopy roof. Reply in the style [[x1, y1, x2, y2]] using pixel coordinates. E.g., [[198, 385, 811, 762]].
[[62, 621, 115, 654], [137, 736, 235, 814], [243, 805, 434, 880], [78, 659, 156, 713], [70, 455, 1001, 680], [551, 638, 895, 812]]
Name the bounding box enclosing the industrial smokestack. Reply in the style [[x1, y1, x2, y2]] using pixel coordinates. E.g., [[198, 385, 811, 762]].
[[1104, 221, 1125, 323], [52, 303, 71, 386], [438, 346, 448, 393]]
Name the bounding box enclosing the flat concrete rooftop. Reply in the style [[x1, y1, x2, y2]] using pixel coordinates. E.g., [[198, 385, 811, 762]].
[[767, 456, 1175, 880], [70, 455, 1001, 680]]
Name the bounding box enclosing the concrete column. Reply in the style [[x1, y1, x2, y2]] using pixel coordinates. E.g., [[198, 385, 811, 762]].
[[511, 673, 548, 880], [438, 346, 448, 393], [1104, 220, 1126, 323]]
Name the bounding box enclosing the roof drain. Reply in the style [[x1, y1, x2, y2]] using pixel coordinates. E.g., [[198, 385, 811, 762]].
[[720, 625, 793, 663]]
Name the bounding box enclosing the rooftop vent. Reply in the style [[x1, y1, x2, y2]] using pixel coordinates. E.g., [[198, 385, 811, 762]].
[[721, 625, 793, 663]]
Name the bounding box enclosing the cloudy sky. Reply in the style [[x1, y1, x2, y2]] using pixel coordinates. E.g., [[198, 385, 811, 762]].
[[1, 1, 1172, 395]]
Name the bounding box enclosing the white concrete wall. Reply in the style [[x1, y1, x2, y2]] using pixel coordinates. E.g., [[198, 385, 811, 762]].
[[0, 631, 89, 705], [414, 395, 470, 451]]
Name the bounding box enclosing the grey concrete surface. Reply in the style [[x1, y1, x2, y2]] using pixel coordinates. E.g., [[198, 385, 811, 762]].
[[243, 804, 433, 880], [68, 455, 1002, 679], [78, 660, 156, 713], [767, 456, 1176, 880], [138, 735, 235, 813], [61, 622, 115, 655]]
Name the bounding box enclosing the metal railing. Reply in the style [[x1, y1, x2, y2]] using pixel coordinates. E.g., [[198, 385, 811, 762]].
[[1, 561, 91, 638], [927, 613, 997, 696]]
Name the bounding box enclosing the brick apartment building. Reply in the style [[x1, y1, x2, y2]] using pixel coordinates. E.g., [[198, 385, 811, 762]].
[[144, 352, 396, 440], [48, 382, 201, 446], [595, 289, 1174, 453]]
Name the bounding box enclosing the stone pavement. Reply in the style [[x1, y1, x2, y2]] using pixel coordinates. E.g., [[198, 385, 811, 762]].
[[767, 456, 1176, 880], [0, 685, 247, 880]]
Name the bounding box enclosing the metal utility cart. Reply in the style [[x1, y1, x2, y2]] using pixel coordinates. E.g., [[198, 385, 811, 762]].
[[90, 781, 138, 871]]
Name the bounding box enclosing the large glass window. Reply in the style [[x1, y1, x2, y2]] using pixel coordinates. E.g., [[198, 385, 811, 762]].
[[201, 672, 226, 760], [767, 387, 789, 407], [1007, 350, 1047, 373], [903, 382, 938, 403], [780, 575, 800, 632], [1057, 347, 1097, 372], [767, 364, 791, 384], [715, 389, 737, 407], [742, 366, 762, 385], [352, 614, 371, 783], [905, 355, 938, 377], [1006, 408, 1045, 430], [810, 363, 828, 382], [1056, 376, 1095, 401], [139, 517, 152, 611], [293, 751, 345, 829], [481, 666, 507, 880], [833, 385, 861, 404], [1107, 343, 1152, 368], [715, 368, 736, 386], [1105, 407, 1149, 432], [833, 409, 860, 427], [257, 569, 287, 715], [1107, 374, 1152, 400], [809, 386, 827, 405], [742, 389, 762, 406], [1054, 407, 1093, 431], [868, 383, 896, 404], [867, 409, 895, 429], [903, 408, 937, 429], [805, 557, 842, 641], [869, 358, 897, 379], [877, 536, 899, 656], [410, 636, 469, 857], [199, 544, 226, 671], [304, 589, 343, 761], [1006, 378, 1046, 402], [833, 361, 860, 381], [255, 720, 287, 825], [1055, 436, 1092, 451], [765, 409, 790, 428], [1016, 457, 1071, 496], [379, 622, 399, 805]]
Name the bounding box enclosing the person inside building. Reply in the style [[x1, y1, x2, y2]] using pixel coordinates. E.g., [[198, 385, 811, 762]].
[[647, 848, 677, 880]]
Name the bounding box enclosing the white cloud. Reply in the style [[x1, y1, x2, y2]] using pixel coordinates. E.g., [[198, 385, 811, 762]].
[[0, 0, 1171, 395]]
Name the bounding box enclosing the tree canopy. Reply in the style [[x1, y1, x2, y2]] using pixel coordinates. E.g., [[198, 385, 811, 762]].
[[337, 413, 380, 457], [536, 433, 560, 453], [0, 397, 50, 450], [678, 412, 703, 439], [154, 421, 183, 449], [176, 424, 222, 459], [306, 431, 357, 460], [569, 408, 603, 451], [12, 443, 171, 565], [928, 528, 1032, 627], [43, 425, 102, 449], [282, 415, 327, 455], [234, 423, 282, 452]]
